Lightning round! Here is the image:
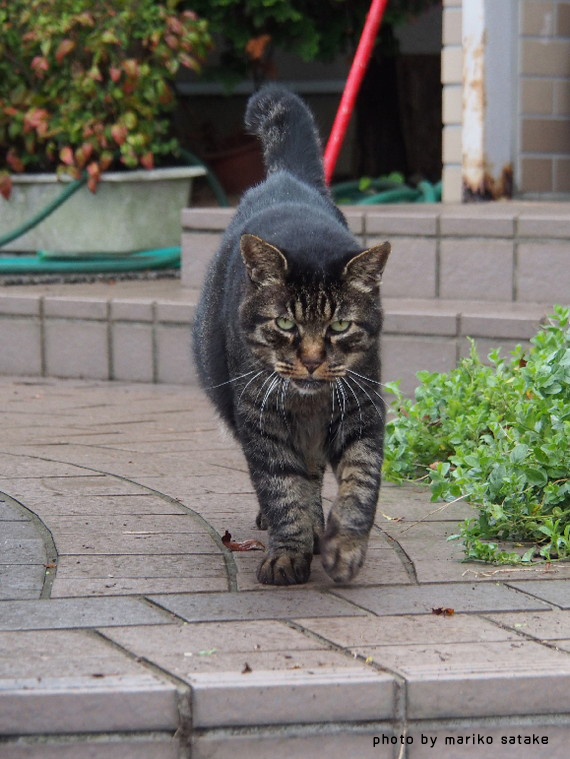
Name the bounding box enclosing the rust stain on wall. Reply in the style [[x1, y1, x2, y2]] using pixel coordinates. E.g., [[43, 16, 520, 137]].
[[463, 163, 513, 201]]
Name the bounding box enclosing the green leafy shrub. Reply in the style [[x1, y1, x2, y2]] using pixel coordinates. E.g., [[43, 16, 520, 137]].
[[0, 0, 211, 196], [383, 305, 570, 564]]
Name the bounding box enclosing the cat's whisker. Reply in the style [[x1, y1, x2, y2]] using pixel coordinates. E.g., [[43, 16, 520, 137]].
[[346, 368, 390, 389], [253, 371, 277, 405], [208, 369, 258, 390], [344, 374, 385, 424], [339, 377, 363, 438], [328, 381, 336, 437], [335, 379, 347, 442], [238, 370, 266, 403], [346, 370, 387, 409], [259, 374, 281, 434]]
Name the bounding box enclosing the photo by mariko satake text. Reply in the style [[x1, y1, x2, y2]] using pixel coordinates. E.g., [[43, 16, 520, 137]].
[[374, 733, 549, 748]]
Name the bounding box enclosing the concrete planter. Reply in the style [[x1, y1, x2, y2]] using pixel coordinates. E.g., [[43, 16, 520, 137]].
[[1, 166, 206, 253]]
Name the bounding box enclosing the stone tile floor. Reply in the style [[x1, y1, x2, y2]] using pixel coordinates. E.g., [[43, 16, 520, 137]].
[[1, 377, 570, 758]]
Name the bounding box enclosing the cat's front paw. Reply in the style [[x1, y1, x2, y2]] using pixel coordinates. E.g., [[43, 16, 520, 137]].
[[321, 530, 368, 583], [255, 511, 268, 530], [257, 550, 312, 585]]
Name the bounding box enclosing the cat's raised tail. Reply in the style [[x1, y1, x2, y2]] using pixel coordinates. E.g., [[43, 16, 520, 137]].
[[245, 84, 327, 193]]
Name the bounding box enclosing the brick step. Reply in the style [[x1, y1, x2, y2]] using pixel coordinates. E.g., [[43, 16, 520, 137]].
[[0, 284, 553, 394], [181, 201, 570, 306]]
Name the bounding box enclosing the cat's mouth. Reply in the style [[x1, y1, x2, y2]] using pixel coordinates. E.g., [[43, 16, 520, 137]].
[[290, 377, 327, 393]]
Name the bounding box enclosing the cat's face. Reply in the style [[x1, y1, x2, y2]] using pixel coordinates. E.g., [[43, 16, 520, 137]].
[[239, 235, 390, 394]]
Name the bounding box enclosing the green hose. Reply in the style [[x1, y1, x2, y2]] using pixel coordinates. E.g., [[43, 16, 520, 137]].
[[179, 148, 229, 208], [0, 247, 181, 273], [0, 175, 88, 249], [332, 178, 442, 205], [0, 150, 229, 273]]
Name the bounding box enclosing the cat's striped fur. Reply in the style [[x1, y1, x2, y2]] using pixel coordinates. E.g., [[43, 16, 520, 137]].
[[193, 85, 390, 585]]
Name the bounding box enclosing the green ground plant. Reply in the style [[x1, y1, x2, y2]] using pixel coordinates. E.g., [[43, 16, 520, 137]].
[[383, 305, 570, 564]]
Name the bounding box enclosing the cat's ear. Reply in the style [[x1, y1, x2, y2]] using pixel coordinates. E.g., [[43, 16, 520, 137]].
[[342, 242, 391, 293], [240, 234, 288, 285]]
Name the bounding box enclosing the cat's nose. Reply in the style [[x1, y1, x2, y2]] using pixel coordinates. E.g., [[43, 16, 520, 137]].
[[302, 358, 322, 375]]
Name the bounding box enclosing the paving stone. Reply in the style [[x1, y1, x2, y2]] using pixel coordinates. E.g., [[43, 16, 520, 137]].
[[405, 659, 570, 720], [0, 675, 179, 735], [149, 589, 367, 623], [378, 483, 474, 521], [296, 613, 521, 648], [192, 730, 392, 759], [105, 620, 325, 658], [380, 521, 464, 564], [132, 648, 365, 679], [332, 582, 553, 616], [45, 514, 213, 534], [51, 576, 229, 596], [0, 628, 129, 662], [188, 668, 396, 728], [19, 494, 188, 517], [0, 500, 29, 520], [0, 737, 179, 759], [234, 548, 411, 591], [0, 565, 45, 600], [6, 475, 148, 498], [0, 597, 172, 631], [52, 531, 220, 556], [486, 610, 570, 641], [55, 553, 227, 579], [507, 580, 570, 608], [0, 630, 179, 734], [2, 538, 47, 565]]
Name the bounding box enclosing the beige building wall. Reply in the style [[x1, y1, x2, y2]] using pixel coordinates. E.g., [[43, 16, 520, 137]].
[[442, 0, 570, 201]]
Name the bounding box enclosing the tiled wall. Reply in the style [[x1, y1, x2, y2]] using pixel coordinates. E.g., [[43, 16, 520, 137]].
[[519, 0, 570, 194], [0, 296, 197, 385], [181, 205, 570, 304]]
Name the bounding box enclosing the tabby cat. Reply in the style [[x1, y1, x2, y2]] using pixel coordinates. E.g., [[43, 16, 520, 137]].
[[193, 85, 390, 585]]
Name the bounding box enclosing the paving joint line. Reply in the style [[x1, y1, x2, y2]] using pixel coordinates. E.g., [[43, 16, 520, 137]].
[[0, 730, 180, 749], [502, 581, 560, 609], [284, 617, 409, 744], [0, 490, 58, 599], [481, 613, 570, 656], [373, 524, 419, 584], [0, 449, 239, 593], [92, 628, 192, 757]]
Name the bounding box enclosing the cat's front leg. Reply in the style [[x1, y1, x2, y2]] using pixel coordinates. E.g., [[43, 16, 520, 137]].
[[322, 437, 383, 583], [246, 451, 324, 585]]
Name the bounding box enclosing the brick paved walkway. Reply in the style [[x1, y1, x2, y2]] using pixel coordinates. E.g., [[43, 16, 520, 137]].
[[1, 377, 570, 758]]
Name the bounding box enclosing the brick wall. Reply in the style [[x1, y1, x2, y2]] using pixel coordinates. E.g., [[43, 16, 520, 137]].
[[441, 0, 463, 202], [441, 0, 570, 200]]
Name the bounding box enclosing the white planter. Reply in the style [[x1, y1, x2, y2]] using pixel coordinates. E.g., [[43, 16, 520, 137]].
[[0, 166, 206, 253]]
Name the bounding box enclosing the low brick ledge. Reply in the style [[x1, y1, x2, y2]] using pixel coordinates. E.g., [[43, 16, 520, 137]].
[[181, 202, 570, 305], [0, 288, 553, 393]]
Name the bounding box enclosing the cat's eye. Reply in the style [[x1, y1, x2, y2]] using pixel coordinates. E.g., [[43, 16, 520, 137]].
[[330, 320, 351, 333], [275, 316, 296, 331]]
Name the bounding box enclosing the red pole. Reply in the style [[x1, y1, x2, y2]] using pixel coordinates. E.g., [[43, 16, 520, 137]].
[[323, 0, 389, 185]]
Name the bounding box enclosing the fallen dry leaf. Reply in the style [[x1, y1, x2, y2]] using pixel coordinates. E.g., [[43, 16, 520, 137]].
[[242, 662, 252, 674], [221, 530, 265, 552], [432, 607, 455, 617]]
